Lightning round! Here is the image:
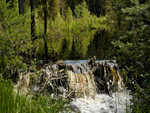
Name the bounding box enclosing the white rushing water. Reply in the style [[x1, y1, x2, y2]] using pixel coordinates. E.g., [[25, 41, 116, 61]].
[[70, 90, 132, 113], [64, 60, 118, 74], [64, 60, 132, 113]]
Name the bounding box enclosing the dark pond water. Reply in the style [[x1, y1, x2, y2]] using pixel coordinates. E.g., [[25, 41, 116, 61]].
[[68, 29, 114, 60], [36, 29, 114, 61], [87, 29, 113, 60]]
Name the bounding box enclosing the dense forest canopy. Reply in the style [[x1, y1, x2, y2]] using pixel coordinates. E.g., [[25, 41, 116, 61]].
[[0, 0, 150, 112]]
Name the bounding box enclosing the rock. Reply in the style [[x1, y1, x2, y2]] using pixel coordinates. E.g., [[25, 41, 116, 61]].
[[67, 104, 80, 113]]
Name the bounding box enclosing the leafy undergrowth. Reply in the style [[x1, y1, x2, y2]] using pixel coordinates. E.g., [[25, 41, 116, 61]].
[[0, 76, 69, 113]]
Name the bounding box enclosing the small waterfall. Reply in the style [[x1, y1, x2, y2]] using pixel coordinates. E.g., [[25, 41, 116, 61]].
[[64, 59, 123, 97], [67, 71, 96, 98], [15, 58, 132, 112], [63, 59, 132, 113]]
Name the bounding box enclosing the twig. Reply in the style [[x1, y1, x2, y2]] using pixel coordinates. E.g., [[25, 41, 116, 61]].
[[39, 74, 51, 93], [49, 75, 67, 81], [38, 75, 67, 93], [65, 89, 75, 98]]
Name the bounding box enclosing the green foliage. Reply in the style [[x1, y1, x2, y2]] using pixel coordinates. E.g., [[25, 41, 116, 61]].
[[74, 1, 90, 18], [0, 0, 32, 76], [130, 73, 150, 113], [113, 0, 150, 72], [34, 1, 104, 60], [1, 0, 150, 112], [73, 1, 106, 31], [112, 0, 150, 112], [0, 76, 69, 113], [112, 41, 133, 65]]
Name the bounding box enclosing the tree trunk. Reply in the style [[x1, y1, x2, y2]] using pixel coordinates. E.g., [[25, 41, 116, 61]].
[[100, 30, 102, 59], [18, 0, 24, 15], [43, 0, 48, 63], [94, 0, 95, 14], [30, 0, 35, 39], [100, 0, 103, 16], [99, 0, 103, 59], [88, 0, 89, 10]]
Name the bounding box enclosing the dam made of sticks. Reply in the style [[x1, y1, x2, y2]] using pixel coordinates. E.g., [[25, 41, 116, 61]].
[[16, 57, 124, 99]]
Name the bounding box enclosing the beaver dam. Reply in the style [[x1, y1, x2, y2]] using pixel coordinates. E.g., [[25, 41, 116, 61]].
[[15, 57, 132, 113]]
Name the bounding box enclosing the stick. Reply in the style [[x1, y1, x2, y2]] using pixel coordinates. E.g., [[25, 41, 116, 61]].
[[49, 75, 67, 81], [65, 89, 75, 98]]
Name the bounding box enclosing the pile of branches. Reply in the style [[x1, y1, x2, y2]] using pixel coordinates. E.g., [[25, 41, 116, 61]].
[[17, 57, 123, 98]]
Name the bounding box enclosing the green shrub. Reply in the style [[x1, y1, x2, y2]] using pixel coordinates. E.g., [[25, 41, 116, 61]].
[[0, 76, 69, 113]]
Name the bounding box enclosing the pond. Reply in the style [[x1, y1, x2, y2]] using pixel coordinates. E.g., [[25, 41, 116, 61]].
[[35, 29, 114, 61]]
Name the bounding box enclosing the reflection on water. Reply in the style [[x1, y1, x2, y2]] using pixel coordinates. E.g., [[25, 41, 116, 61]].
[[36, 29, 113, 61], [48, 30, 97, 60], [87, 29, 113, 60]]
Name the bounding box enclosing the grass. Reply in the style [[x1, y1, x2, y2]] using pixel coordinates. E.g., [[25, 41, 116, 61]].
[[0, 76, 69, 113]]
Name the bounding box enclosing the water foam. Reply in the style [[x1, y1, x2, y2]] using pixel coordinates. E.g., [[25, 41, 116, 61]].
[[65, 60, 132, 113], [71, 90, 132, 113]]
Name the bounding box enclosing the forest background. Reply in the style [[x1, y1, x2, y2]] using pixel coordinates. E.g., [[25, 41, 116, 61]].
[[0, 0, 150, 112]]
